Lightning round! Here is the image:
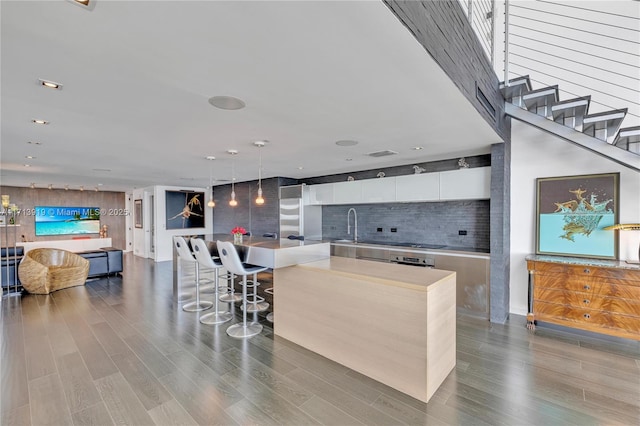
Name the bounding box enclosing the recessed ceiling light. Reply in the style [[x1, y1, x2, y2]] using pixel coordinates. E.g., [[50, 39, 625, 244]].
[[25, 155, 36, 159], [208, 96, 246, 110], [97, 183, 103, 186], [27, 141, 42, 145], [298, 166, 304, 170], [38, 79, 62, 90], [32, 119, 49, 125], [335, 140, 359, 147], [346, 158, 353, 161], [23, 164, 31, 167], [227, 149, 238, 155], [413, 146, 424, 150], [92, 168, 112, 172], [205, 156, 216, 160]]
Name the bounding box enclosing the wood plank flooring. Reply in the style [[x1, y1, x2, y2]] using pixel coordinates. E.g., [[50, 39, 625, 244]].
[[2, 253, 639, 425]]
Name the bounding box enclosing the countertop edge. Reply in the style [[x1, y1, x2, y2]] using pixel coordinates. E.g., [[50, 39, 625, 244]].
[[291, 257, 456, 292]]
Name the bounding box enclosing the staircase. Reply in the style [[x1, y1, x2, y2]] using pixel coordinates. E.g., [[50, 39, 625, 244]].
[[501, 75, 640, 171]]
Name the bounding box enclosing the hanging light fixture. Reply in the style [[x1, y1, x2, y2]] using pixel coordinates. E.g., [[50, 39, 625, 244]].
[[228, 150, 238, 207], [254, 141, 266, 205], [206, 156, 216, 207]]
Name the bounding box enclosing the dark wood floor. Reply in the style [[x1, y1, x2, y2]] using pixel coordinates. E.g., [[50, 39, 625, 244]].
[[2, 253, 639, 425]]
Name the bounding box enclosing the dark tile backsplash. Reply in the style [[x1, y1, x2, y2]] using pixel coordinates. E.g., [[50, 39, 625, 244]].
[[322, 200, 490, 250]]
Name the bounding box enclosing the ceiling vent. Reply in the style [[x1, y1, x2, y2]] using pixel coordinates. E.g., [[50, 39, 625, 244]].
[[367, 150, 398, 158]]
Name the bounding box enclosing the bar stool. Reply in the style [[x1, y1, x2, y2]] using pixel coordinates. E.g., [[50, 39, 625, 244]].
[[217, 240, 267, 338], [191, 238, 232, 325], [264, 286, 274, 323], [210, 242, 242, 303], [174, 236, 213, 312]]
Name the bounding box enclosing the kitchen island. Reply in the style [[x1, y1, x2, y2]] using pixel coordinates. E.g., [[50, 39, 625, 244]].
[[274, 256, 456, 403]]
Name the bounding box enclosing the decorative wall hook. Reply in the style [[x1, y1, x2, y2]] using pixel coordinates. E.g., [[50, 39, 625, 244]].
[[458, 157, 470, 169], [376, 172, 386, 178], [413, 165, 426, 174]]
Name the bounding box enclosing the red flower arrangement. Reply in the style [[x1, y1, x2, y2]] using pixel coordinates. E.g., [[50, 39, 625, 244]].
[[231, 226, 246, 235]]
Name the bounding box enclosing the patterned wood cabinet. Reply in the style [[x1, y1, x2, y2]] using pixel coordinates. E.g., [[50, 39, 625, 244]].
[[526, 256, 640, 341]]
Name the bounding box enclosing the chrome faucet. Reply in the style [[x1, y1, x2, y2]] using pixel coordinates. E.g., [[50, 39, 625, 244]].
[[347, 208, 358, 243]]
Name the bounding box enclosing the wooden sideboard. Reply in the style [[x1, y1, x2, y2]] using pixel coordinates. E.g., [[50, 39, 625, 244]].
[[526, 255, 640, 340]]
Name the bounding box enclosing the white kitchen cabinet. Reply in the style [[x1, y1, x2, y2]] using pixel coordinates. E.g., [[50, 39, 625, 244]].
[[361, 177, 396, 203], [439, 167, 490, 200], [333, 181, 362, 204], [395, 172, 440, 202], [308, 183, 334, 205]]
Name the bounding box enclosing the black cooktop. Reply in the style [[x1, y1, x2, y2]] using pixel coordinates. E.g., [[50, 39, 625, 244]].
[[360, 241, 445, 249]]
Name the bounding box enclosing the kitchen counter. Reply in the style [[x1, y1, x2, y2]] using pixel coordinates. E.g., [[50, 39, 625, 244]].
[[330, 239, 491, 318], [204, 234, 330, 269], [274, 256, 456, 403], [330, 239, 489, 257]]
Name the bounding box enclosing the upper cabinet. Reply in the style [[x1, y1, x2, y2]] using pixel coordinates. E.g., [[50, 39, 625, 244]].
[[306, 166, 491, 205], [308, 183, 334, 205], [333, 181, 363, 204], [395, 172, 440, 202], [362, 178, 396, 203], [439, 167, 491, 200]]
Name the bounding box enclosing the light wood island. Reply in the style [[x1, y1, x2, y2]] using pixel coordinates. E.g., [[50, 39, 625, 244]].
[[274, 257, 456, 403]]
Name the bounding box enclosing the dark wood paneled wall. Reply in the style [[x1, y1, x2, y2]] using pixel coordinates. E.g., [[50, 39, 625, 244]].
[[0, 186, 126, 249]]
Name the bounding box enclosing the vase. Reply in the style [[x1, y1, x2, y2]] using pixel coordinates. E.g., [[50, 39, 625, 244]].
[[233, 233, 243, 244]]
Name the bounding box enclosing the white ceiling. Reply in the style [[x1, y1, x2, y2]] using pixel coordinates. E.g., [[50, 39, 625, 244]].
[[0, 0, 502, 192]]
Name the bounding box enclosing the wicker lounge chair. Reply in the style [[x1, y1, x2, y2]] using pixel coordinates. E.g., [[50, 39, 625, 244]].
[[19, 248, 90, 294]]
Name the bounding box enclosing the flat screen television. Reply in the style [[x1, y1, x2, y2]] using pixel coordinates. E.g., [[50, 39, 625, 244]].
[[35, 206, 100, 236]]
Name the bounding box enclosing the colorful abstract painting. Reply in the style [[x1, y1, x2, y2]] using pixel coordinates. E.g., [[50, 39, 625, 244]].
[[536, 173, 619, 259]]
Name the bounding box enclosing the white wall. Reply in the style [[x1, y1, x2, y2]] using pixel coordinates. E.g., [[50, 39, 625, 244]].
[[510, 120, 640, 315], [153, 185, 213, 262], [132, 188, 149, 258]]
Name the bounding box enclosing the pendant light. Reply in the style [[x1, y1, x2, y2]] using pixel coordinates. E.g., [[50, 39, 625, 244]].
[[228, 150, 238, 207], [254, 141, 266, 205], [206, 156, 215, 207]]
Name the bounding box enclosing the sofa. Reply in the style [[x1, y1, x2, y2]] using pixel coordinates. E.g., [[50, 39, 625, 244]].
[[19, 248, 90, 294], [77, 247, 123, 278], [1, 247, 23, 289]]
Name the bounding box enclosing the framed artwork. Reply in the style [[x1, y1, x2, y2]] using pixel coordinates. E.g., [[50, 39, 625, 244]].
[[134, 199, 143, 229], [165, 190, 205, 229], [536, 172, 619, 259]]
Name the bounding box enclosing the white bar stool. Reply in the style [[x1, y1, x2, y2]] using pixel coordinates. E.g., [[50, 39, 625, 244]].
[[191, 238, 232, 325], [217, 240, 267, 339], [174, 236, 213, 312], [211, 242, 242, 303]]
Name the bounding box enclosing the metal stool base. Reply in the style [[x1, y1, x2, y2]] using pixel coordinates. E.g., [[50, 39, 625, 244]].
[[266, 312, 274, 322], [200, 311, 233, 325], [241, 301, 269, 313], [182, 301, 213, 312], [226, 323, 263, 339], [219, 292, 242, 302]]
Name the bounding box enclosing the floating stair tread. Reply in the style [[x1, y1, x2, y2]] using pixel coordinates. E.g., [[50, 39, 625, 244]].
[[583, 108, 627, 124], [614, 126, 640, 149], [583, 108, 628, 144], [522, 85, 559, 110], [500, 75, 532, 100], [552, 96, 591, 124]]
